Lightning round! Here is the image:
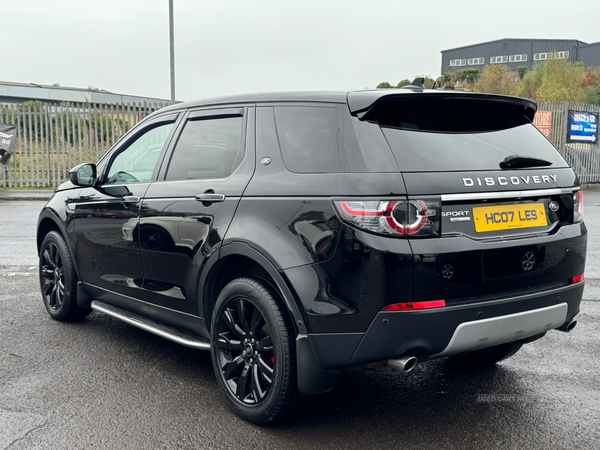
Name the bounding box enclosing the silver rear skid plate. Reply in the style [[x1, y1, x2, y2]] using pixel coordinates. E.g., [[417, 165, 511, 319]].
[[90, 300, 211, 350], [432, 303, 568, 357]]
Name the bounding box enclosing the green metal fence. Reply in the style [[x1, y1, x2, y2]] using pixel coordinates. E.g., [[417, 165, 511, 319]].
[[536, 101, 600, 184], [2, 99, 599, 188], [0, 101, 170, 188]]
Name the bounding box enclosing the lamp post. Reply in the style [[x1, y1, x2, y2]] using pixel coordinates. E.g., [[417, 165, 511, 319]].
[[169, 0, 175, 103]]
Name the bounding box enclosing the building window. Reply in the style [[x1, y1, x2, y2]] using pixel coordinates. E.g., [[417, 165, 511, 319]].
[[449, 59, 466, 67], [534, 52, 551, 61], [467, 57, 485, 65], [555, 51, 569, 59], [509, 54, 528, 62], [490, 55, 508, 64]]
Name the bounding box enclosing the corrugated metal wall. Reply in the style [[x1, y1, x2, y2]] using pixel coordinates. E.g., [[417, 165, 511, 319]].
[[576, 43, 600, 69], [441, 39, 590, 74]]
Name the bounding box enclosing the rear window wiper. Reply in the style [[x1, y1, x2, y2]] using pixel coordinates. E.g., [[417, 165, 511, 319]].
[[500, 154, 552, 169]]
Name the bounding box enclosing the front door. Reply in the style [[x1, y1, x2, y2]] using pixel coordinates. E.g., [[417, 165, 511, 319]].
[[73, 113, 180, 313]]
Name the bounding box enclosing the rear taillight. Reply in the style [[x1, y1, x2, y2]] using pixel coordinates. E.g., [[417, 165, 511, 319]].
[[334, 199, 440, 237], [573, 190, 583, 223], [571, 274, 584, 284], [382, 300, 446, 311]]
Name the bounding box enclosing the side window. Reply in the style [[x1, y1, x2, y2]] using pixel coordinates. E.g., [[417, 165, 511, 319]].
[[274, 106, 344, 173], [106, 122, 175, 184], [165, 115, 244, 181]]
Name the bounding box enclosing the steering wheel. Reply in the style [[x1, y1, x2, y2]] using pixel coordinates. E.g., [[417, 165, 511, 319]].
[[108, 171, 139, 184]]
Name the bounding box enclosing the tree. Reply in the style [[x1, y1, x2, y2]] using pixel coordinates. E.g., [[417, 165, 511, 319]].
[[479, 64, 516, 95], [581, 68, 599, 87], [517, 60, 600, 104], [396, 79, 411, 88], [536, 59, 586, 102], [517, 58, 587, 102], [414, 75, 436, 89], [582, 68, 600, 105], [453, 69, 480, 88], [517, 66, 528, 81], [518, 63, 545, 99], [441, 72, 455, 88], [376, 82, 392, 89]]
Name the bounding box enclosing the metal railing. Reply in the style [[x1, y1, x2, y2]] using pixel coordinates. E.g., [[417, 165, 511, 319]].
[[536, 101, 600, 184], [0, 101, 171, 188], [1, 99, 599, 188]]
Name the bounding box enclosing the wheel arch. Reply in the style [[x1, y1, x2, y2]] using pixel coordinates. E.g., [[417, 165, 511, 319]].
[[199, 242, 308, 335], [37, 210, 80, 277]]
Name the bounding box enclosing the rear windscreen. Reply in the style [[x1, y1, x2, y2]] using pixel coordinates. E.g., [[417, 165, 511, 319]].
[[365, 97, 568, 172]]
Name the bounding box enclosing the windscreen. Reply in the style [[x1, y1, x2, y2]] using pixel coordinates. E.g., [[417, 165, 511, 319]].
[[366, 97, 568, 172]]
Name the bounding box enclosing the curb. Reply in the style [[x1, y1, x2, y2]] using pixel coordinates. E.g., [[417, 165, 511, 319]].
[[0, 190, 54, 201]]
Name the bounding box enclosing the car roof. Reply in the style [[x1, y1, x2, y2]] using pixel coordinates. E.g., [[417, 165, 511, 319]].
[[160, 91, 350, 112], [156, 89, 537, 118]]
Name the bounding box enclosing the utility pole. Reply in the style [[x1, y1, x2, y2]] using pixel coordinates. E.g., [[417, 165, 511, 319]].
[[169, 0, 175, 103]]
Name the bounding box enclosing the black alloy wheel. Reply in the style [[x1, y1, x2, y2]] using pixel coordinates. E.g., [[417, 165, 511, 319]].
[[210, 277, 304, 424], [39, 231, 91, 321], [214, 297, 275, 405], [40, 242, 66, 311]]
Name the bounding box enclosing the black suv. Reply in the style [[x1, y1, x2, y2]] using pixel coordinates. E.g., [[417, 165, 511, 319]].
[[37, 83, 586, 423]]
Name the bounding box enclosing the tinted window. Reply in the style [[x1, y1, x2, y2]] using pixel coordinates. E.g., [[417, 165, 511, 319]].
[[382, 125, 568, 172], [274, 106, 343, 173], [166, 115, 244, 181], [346, 114, 398, 173], [373, 97, 530, 132], [106, 122, 174, 184], [364, 97, 568, 172]]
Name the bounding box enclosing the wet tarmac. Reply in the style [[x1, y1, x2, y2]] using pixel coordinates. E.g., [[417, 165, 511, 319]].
[[0, 197, 599, 449]]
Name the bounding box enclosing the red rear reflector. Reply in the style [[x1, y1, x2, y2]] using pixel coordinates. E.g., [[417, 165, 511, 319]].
[[572, 274, 584, 284], [382, 300, 446, 311]]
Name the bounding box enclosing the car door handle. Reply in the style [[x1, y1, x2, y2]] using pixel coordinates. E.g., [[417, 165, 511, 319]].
[[195, 193, 226, 203], [119, 196, 141, 203]]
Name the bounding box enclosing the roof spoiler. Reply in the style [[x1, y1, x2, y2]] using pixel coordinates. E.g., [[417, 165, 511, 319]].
[[347, 91, 537, 121]]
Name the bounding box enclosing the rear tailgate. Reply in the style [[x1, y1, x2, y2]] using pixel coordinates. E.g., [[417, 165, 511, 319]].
[[404, 169, 585, 306]]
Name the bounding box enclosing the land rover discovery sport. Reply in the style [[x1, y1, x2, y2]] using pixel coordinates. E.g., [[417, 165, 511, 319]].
[[37, 81, 586, 423]]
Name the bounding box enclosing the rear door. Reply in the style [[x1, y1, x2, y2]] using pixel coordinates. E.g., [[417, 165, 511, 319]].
[[138, 106, 255, 328]]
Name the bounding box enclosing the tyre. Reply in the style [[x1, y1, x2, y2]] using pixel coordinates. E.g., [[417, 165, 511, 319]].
[[210, 277, 304, 424], [39, 231, 91, 321], [449, 341, 523, 369]]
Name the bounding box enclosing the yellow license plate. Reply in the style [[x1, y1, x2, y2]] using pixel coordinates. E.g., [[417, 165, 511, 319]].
[[473, 203, 547, 232]]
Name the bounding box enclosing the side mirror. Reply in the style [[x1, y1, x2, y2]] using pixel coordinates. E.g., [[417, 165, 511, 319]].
[[69, 163, 97, 187]]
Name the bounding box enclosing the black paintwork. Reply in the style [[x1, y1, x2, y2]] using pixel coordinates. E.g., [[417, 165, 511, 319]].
[[37, 90, 587, 391], [317, 282, 584, 370]]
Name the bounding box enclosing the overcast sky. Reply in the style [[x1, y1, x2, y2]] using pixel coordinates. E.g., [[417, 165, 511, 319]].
[[3, 0, 599, 102]]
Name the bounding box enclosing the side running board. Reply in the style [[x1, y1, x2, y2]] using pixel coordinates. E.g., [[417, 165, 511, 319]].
[[91, 300, 211, 350]]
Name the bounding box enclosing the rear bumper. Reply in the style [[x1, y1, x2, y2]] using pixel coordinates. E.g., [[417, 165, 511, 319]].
[[306, 282, 584, 369]]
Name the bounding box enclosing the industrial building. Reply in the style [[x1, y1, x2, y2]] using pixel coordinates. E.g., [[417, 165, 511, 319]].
[[441, 38, 600, 75], [0, 80, 171, 106]]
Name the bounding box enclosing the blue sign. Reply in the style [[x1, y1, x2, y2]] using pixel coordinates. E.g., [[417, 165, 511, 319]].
[[567, 111, 598, 143]]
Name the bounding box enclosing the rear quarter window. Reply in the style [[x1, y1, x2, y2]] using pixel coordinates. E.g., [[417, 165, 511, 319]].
[[274, 106, 344, 173], [273, 105, 399, 173]]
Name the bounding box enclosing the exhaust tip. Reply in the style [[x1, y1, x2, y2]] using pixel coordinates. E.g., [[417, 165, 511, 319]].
[[388, 355, 418, 373], [557, 319, 577, 333]]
